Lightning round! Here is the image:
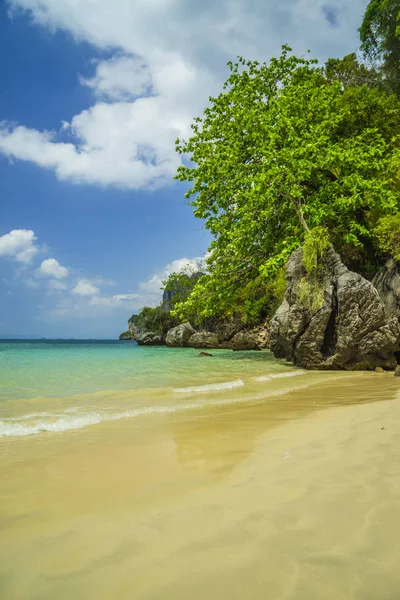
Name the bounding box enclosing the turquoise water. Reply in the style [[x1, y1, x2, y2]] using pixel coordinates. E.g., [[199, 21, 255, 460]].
[[0, 340, 290, 400], [0, 340, 319, 438]]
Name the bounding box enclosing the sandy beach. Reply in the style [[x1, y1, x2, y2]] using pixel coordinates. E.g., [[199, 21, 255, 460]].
[[1, 372, 400, 599]]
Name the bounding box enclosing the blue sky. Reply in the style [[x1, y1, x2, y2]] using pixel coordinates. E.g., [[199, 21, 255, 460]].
[[0, 0, 367, 338]]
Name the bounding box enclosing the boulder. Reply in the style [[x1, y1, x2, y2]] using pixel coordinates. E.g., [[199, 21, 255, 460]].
[[127, 320, 166, 346], [255, 326, 270, 350], [135, 331, 165, 345], [372, 259, 400, 319], [231, 330, 260, 351], [166, 322, 196, 347], [270, 247, 400, 370], [189, 331, 219, 349], [395, 366, 400, 377]]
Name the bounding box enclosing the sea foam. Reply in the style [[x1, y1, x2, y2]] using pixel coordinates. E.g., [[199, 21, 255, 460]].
[[255, 370, 306, 382], [173, 379, 244, 393]]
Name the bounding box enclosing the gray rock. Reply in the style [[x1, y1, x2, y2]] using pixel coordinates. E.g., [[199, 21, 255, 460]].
[[372, 259, 400, 319], [189, 331, 219, 349], [166, 322, 196, 347], [255, 326, 270, 350], [127, 321, 166, 345], [270, 247, 400, 370], [231, 330, 260, 351], [218, 341, 233, 349], [395, 366, 400, 377], [135, 331, 165, 346]]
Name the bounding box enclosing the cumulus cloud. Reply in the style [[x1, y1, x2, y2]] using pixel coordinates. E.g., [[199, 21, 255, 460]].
[[89, 293, 139, 307], [0, 229, 40, 263], [72, 279, 100, 296], [46, 254, 205, 318], [2, 0, 367, 189], [37, 258, 69, 279], [47, 279, 68, 291], [80, 56, 152, 101]]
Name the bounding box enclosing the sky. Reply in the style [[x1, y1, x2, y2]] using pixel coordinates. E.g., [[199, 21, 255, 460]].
[[0, 0, 368, 338]]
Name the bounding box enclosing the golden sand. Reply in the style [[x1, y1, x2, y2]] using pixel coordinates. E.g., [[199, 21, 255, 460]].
[[1, 373, 400, 599]]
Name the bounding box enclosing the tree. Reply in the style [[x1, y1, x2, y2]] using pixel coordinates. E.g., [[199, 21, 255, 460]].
[[359, 0, 400, 95], [324, 52, 384, 90], [174, 46, 400, 320]]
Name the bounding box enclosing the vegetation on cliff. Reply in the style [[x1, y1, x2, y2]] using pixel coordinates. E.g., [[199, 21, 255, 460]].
[[128, 1, 400, 336]]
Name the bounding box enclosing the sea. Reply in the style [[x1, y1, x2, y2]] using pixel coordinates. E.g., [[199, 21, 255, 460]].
[[0, 338, 315, 438], [2, 339, 400, 599]]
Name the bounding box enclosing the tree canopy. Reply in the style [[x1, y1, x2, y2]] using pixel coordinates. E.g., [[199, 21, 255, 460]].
[[359, 0, 400, 95], [173, 47, 400, 322]]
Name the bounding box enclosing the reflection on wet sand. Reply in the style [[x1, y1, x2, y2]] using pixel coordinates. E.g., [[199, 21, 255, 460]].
[[1, 373, 400, 600]]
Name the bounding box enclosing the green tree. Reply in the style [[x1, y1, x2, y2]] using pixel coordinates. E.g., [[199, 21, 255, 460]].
[[359, 0, 400, 95], [175, 47, 400, 320], [325, 52, 384, 90]]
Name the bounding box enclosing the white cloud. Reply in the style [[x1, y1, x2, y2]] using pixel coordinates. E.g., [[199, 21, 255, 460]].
[[2, 0, 367, 189], [0, 229, 40, 263], [89, 293, 139, 307], [37, 257, 69, 279], [72, 279, 100, 296], [80, 56, 152, 101], [48, 279, 68, 291], [44, 254, 205, 318]]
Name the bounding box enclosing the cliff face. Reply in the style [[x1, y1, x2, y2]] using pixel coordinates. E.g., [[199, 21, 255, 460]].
[[270, 248, 400, 370]]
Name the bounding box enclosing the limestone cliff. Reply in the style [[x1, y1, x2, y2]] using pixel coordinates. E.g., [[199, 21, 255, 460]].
[[270, 247, 400, 370]]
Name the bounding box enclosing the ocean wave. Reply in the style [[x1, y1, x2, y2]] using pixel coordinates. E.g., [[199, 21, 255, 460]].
[[173, 379, 244, 393], [0, 406, 175, 438], [255, 370, 306, 382], [0, 374, 323, 439]]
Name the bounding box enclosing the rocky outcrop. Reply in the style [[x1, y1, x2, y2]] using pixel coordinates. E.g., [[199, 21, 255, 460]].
[[230, 327, 269, 350], [372, 259, 400, 319], [270, 247, 400, 370], [230, 330, 260, 350], [166, 322, 196, 347], [135, 331, 165, 345], [188, 331, 219, 349], [127, 321, 166, 345], [119, 331, 131, 340]]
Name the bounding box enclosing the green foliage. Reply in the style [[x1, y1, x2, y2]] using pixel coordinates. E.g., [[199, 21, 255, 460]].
[[374, 213, 400, 258], [359, 0, 400, 95], [325, 53, 385, 90], [161, 268, 203, 308], [302, 227, 330, 274], [130, 268, 203, 334], [129, 306, 178, 336], [295, 277, 326, 312], [174, 46, 400, 321]]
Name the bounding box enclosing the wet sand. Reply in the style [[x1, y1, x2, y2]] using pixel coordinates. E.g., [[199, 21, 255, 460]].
[[1, 373, 400, 599]]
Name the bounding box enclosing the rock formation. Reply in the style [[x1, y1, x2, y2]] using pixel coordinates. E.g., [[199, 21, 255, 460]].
[[230, 330, 260, 350], [372, 259, 400, 319], [166, 322, 196, 347], [119, 331, 131, 340], [188, 331, 219, 349], [126, 320, 166, 345], [270, 247, 400, 370]]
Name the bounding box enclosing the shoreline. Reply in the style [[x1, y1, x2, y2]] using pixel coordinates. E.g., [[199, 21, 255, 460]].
[[1, 374, 400, 598]]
